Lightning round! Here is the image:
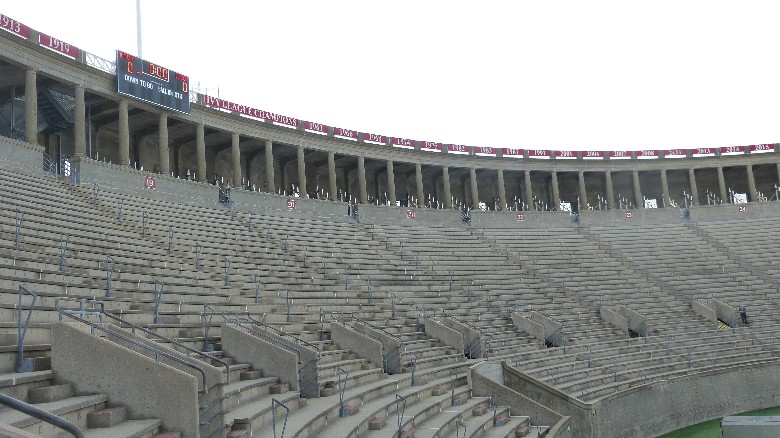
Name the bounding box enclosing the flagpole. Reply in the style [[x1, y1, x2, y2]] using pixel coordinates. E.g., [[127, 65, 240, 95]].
[[136, 0, 143, 57]]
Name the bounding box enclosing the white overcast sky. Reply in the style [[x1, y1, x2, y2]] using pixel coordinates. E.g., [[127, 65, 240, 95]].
[[4, 1, 780, 150]]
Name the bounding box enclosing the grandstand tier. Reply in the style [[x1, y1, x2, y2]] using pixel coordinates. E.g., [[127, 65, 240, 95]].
[[0, 16, 779, 438]]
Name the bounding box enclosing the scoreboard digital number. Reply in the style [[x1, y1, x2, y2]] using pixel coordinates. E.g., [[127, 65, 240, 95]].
[[116, 51, 190, 114]]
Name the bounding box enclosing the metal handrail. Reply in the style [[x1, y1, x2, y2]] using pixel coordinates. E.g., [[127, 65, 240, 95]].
[[0, 392, 83, 437], [13, 208, 22, 248], [455, 420, 466, 438], [351, 316, 405, 348], [104, 255, 115, 298], [56, 297, 103, 324], [55, 299, 209, 393], [116, 198, 124, 223], [58, 233, 69, 272], [96, 302, 230, 379], [141, 211, 148, 239], [153, 280, 164, 324], [395, 394, 407, 438], [338, 367, 349, 417], [224, 258, 230, 286], [16, 285, 38, 372], [271, 398, 289, 438], [241, 313, 321, 357]]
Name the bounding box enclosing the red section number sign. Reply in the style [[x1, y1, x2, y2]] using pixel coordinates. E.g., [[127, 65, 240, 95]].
[[625, 211, 633, 219], [516, 213, 525, 221], [286, 199, 296, 210], [144, 176, 156, 189], [738, 205, 747, 212], [406, 209, 416, 219]]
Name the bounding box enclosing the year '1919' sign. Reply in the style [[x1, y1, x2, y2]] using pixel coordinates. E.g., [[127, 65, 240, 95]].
[[116, 51, 190, 114]]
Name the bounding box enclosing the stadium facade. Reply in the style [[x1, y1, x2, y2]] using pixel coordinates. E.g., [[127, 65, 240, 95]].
[[1, 13, 779, 438]]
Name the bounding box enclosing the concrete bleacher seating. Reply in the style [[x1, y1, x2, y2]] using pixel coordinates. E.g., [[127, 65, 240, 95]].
[[2, 151, 780, 436]]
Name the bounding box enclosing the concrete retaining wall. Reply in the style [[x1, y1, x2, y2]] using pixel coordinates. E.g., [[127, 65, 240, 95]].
[[423, 319, 465, 353], [331, 323, 383, 369], [470, 362, 571, 437], [692, 299, 718, 322], [51, 323, 199, 438], [503, 359, 780, 438], [600, 306, 628, 333], [231, 190, 347, 220], [713, 298, 738, 323], [353, 321, 403, 374], [623, 306, 648, 336], [0, 137, 44, 172], [511, 312, 545, 342], [75, 157, 220, 209], [442, 317, 482, 358], [221, 324, 299, 390]]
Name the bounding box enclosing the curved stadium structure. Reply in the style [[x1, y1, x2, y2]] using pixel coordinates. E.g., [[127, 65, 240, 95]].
[[0, 12, 779, 438]]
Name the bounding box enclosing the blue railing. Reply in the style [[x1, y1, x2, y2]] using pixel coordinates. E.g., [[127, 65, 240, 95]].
[[16, 285, 38, 373]]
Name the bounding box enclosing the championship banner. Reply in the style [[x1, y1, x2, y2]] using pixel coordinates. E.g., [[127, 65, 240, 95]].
[[202, 95, 298, 127], [610, 150, 632, 159], [303, 121, 328, 134], [392, 137, 415, 149], [333, 127, 359, 140], [555, 150, 576, 159], [637, 150, 659, 159], [528, 150, 551, 159], [474, 146, 497, 156], [420, 141, 442, 152], [447, 144, 471, 155], [362, 133, 387, 144], [750, 144, 774, 154], [663, 149, 686, 158], [502, 148, 524, 158], [0, 14, 30, 38], [692, 148, 716, 157], [582, 151, 605, 159], [38, 32, 79, 58], [720, 146, 745, 155]]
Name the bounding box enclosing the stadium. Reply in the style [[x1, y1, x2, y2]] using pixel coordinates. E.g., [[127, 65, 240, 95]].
[[0, 8, 779, 438]]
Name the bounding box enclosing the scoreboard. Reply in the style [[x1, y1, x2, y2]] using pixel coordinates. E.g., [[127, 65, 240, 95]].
[[116, 51, 190, 114]]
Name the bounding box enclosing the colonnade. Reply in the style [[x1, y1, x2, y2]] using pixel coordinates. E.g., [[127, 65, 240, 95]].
[[18, 66, 777, 211]]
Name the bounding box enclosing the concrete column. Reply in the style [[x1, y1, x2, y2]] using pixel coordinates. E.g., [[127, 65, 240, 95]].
[[578, 171, 587, 209], [717, 166, 727, 202], [551, 171, 561, 210], [442, 166, 452, 209], [158, 113, 170, 175], [297, 146, 306, 197], [357, 156, 367, 204], [231, 133, 241, 188], [497, 169, 507, 210], [605, 171, 615, 209], [688, 168, 698, 206], [328, 151, 337, 201], [24, 68, 37, 144], [776, 163, 780, 186], [469, 168, 479, 208], [264, 140, 275, 193], [386, 160, 396, 205], [415, 164, 424, 207], [632, 170, 643, 208], [74, 86, 86, 157], [524, 171, 533, 209], [660, 169, 670, 207], [746, 164, 757, 201], [118, 100, 130, 166], [196, 123, 206, 182]]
